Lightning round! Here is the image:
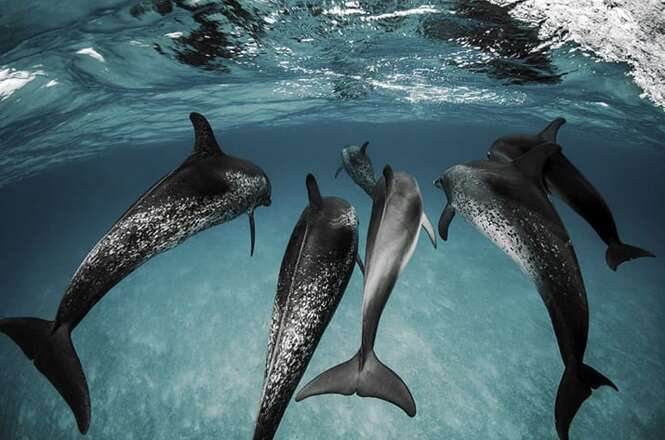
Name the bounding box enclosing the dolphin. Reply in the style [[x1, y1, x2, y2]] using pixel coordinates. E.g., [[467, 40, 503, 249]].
[[335, 141, 377, 196], [488, 117, 654, 270], [0, 112, 271, 434], [253, 174, 361, 440], [296, 166, 436, 417], [435, 142, 617, 440]]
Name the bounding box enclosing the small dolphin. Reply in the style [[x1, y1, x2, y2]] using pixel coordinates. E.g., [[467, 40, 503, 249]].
[[296, 166, 436, 417], [0, 113, 271, 434], [488, 117, 654, 270], [335, 141, 377, 196], [435, 143, 617, 440], [253, 174, 361, 440]]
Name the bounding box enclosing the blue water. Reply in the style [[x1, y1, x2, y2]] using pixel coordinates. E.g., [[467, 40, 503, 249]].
[[1, 1, 664, 439]]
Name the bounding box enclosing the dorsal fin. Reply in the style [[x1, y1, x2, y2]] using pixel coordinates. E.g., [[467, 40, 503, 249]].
[[189, 112, 223, 156], [512, 142, 561, 183], [383, 165, 394, 194], [360, 141, 369, 155], [538, 117, 566, 143], [306, 174, 322, 208]]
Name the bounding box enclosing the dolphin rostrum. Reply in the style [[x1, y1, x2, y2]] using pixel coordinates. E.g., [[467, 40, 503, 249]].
[[0, 112, 271, 434], [253, 174, 361, 440], [488, 117, 654, 270], [436, 142, 617, 439], [296, 165, 436, 417]]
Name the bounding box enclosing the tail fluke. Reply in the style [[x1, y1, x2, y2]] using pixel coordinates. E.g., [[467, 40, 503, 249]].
[[295, 350, 416, 417], [295, 353, 359, 400], [356, 350, 416, 416], [0, 318, 91, 434], [555, 364, 617, 440], [606, 242, 655, 271]]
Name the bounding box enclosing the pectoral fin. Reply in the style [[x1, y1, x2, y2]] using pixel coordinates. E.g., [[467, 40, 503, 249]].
[[421, 214, 437, 248], [248, 210, 256, 256], [356, 253, 365, 275], [438, 204, 455, 241], [335, 165, 344, 178]]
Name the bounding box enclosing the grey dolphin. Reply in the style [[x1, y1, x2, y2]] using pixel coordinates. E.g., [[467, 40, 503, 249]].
[[435, 143, 617, 440], [253, 174, 361, 440], [488, 117, 654, 270], [335, 141, 377, 196], [0, 113, 271, 434], [296, 166, 436, 417]]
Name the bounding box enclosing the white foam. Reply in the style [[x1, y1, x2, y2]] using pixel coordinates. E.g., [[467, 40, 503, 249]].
[[487, 0, 665, 109], [362, 5, 439, 21], [164, 32, 183, 39], [76, 47, 105, 62], [0, 68, 44, 101]]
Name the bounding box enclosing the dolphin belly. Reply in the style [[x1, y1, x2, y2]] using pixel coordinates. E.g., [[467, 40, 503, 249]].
[[454, 193, 589, 363], [56, 192, 245, 329], [256, 249, 355, 439]]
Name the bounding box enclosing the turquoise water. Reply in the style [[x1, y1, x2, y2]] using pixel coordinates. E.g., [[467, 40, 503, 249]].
[[1, 1, 664, 439]]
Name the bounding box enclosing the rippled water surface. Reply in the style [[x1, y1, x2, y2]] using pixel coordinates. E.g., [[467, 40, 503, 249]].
[[0, 1, 664, 439]]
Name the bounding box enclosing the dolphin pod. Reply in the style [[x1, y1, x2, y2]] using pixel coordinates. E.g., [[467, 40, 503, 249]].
[[296, 166, 436, 416], [0, 113, 271, 433], [487, 118, 654, 270], [435, 142, 617, 440], [0, 117, 654, 439]]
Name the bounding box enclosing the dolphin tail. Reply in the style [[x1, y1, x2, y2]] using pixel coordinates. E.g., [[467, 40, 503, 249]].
[[555, 364, 617, 440], [605, 242, 654, 271], [295, 350, 416, 417], [0, 318, 90, 434]]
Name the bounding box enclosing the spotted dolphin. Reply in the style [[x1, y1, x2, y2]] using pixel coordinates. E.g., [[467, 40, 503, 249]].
[[435, 143, 617, 440], [253, 174, 361, 440], [296, 166, 436, 417], [488, 117, 654, 270], [0, 112, 271, 434], [335, 141, 377, 196]]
